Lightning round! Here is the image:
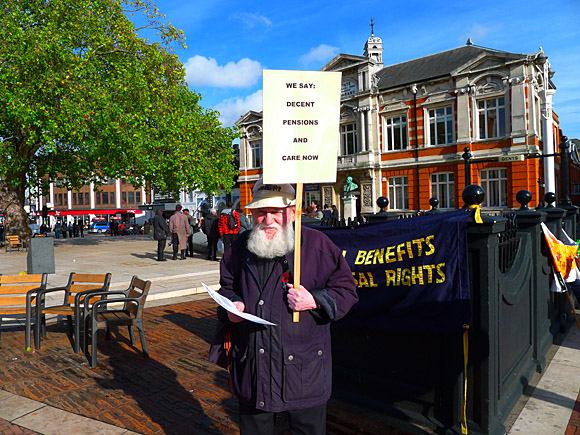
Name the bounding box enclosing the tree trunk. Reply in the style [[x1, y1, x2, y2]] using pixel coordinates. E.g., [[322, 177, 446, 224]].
[[0, 179, 32, 240]]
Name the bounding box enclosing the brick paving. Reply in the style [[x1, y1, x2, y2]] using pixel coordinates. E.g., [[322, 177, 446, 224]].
[[567, 394, 580, 434], [0, 298, 412, 435], [0, 418, 39, 435]]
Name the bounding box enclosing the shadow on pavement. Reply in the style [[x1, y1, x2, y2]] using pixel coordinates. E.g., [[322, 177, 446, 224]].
[[52, 237, 105, 246], [130, 252, 159, 260], [0, 299, 415, 435], [161, 310, 215, 345], [94, 334, 220, 434], [0, 300, 239, 435]]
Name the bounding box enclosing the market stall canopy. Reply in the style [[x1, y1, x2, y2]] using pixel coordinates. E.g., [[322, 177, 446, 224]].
[[47, 209, 143, 216]]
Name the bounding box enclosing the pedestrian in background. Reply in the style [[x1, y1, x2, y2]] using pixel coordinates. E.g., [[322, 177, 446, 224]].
[[169, 204, 189, 260], [322, 204, 332, 226], [331, 204, 339, 227], [183, 208, 195, 257], [201, 208, 220, 261], [314, 200, 324, 219], [237, 207, 251, 234], [153, 209, 170, 262], [219, 201, 240, 250]]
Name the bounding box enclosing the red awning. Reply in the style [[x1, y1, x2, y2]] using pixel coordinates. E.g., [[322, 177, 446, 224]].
[[47, 209, 142, 216]]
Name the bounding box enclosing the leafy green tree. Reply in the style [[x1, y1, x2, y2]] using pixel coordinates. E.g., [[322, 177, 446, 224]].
[[0, 0, 238, 238]]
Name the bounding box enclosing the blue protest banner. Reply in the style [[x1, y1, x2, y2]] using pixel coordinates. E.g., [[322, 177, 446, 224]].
[[315, 210, 471, 334]]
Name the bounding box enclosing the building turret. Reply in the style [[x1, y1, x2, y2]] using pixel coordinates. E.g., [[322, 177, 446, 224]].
[[363, 18, 383, 67]]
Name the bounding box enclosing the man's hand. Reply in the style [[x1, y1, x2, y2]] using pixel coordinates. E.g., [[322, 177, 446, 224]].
[[287, 284, 318, 311], [227, 301, 246, 323]]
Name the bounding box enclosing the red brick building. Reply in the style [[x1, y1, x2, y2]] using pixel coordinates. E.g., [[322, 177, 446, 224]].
[[32, 177, 149, 225], [237, 33, 577, 216]]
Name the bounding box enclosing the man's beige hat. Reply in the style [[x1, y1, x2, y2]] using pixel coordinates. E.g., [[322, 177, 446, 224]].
[[245, 178, 296, 209]]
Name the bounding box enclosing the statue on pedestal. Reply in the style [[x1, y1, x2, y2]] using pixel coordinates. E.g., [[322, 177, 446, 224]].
[[343, 176, 358, 198]]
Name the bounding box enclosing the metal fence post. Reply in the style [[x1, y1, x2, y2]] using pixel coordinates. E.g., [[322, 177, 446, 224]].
[[513, 190, 550, 371], [462, 147, 472, 188]]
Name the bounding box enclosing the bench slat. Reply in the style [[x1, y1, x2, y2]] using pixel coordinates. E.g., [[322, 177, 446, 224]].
[[0, 275, 44, 284], [71, 274, 109, 283], [0, 285, 41, 295], [42, 306, 74, 315], [69, 284, 108, 293], [0, 296, 32, 306], [0, 307, 29, 315]]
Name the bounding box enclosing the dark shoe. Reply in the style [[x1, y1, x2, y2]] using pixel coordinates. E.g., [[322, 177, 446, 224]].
[[157, 258, 167, 262], [172, 257, 177, 260]]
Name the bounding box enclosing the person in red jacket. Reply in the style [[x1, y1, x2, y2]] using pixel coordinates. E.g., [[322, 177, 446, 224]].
[[218, 201, 240, 250]]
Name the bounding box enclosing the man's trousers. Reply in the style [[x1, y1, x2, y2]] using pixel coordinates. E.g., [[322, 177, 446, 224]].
[[239, 402, 326, 435]]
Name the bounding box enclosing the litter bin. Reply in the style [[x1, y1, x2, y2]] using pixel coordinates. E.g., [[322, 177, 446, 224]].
[[27, 236, 55, 274]]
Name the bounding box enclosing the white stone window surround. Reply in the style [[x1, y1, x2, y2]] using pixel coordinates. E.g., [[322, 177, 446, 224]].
[[380, 102, 409, 153], [245, 125, 262, 169], [340, 122, 358, 156], [477, 96, 507, 140], [248, 139, 262, 169], [421, 93, 456, 147], [471, 75, 509, 141]]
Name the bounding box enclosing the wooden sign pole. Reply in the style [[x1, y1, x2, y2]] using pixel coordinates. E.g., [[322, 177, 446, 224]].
[[293, 183, 303, 323]]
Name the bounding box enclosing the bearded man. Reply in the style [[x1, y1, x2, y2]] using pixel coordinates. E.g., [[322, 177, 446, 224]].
[[209, 179, 358, 435]]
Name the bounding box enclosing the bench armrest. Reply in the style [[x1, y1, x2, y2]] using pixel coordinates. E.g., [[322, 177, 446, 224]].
[[90, 297, 141, 317], [83, 291, 128, 316], [36, 286, 69, 298], [74, 288, 111, 316], [25, 286, 45, 310]]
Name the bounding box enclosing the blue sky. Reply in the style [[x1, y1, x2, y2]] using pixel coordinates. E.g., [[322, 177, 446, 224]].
[[140, 0, 580, 138]]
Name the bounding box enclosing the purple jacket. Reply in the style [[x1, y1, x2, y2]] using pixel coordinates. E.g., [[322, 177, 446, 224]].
[[209, 226, 358, 412]]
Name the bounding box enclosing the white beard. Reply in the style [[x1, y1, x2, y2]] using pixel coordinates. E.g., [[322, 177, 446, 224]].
[[247, 221, 295, 259]]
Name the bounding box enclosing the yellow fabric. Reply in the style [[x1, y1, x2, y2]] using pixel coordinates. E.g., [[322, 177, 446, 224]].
[[467, 204, 482, 224], [461, 324, 469, 434], [544, 228, 579, 279]]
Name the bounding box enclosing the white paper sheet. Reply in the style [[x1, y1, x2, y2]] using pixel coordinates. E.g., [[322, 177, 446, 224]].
[[202, 282, 276, 326]]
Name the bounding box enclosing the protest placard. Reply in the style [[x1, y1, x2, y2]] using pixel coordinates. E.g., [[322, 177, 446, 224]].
[[262, 69, 341, 322], [262, 69, 341, 184]]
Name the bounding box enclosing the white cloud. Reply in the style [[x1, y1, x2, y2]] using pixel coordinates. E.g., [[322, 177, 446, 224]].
[[299, 44, 339, 66], [461, 23, 502, 45], [215, 90, 263, 127], [184, 56, 262, 88], [229, 12, 272, 29]]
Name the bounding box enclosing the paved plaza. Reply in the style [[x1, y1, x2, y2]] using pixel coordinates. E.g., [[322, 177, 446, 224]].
[[0, 234, 580, 434]]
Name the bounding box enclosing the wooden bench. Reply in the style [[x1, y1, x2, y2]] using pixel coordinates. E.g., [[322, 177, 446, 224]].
[[84, 276, 151, 367], [5, 235, 26, 253], [0, 274, 47, 350], [36, 273, 112, 352]]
